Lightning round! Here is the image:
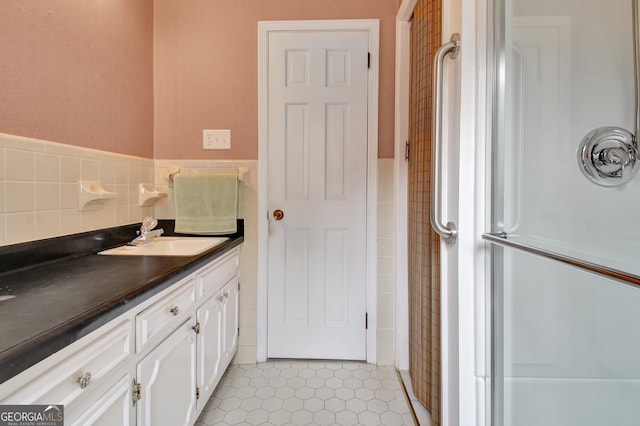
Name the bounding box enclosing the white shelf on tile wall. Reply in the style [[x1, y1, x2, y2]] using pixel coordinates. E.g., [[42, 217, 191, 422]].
[[138, 183, 167, 207], [78, 180, 118, 211]]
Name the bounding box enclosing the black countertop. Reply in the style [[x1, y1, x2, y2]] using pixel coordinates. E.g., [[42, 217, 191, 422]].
[[0, 220, 243, 385]]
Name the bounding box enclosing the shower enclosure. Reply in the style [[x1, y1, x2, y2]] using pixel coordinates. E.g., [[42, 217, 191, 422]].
[[488, 0, 640, 424]]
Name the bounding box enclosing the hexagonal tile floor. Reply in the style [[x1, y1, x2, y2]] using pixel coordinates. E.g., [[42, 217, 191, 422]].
[[196, 360, 417, 426]]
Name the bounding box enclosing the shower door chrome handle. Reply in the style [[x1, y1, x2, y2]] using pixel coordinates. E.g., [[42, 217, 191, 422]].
[[431, 33, 460, 245]]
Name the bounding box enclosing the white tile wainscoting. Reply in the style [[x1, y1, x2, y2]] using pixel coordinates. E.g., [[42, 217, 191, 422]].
[[0, 132, 398, 368], [0, 132, 155, 246], [376, 159, 396, 366]]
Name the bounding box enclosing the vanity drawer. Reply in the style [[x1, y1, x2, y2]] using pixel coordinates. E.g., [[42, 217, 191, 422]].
[[0, 319, 131, 409], [196, 247, 240, 301], [136, 276, 196, 353]]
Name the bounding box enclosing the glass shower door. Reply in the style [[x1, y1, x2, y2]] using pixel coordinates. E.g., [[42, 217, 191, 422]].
[[489, 0, 640, 424]]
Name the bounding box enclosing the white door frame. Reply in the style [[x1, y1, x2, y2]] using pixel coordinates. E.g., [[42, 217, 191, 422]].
[[257, 19, 380, 363], [393, 0, 418, 373]]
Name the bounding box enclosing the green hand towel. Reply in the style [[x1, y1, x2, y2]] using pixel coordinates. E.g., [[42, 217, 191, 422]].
[[173, 173, 238, 235]]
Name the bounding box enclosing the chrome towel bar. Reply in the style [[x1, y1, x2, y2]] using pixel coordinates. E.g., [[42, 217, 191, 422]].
[[483, 232, 640, 288]]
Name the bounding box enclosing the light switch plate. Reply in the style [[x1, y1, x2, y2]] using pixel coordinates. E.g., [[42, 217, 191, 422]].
[[203, 130, 231, 150]]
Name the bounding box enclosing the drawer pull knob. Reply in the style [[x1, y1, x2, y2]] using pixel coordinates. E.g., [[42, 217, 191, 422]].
[[224, 291, 230, 299], [170, 306, 180, 316], [76, 372, 92, 389]]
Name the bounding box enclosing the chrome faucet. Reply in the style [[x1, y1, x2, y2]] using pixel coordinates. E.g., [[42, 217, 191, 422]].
[[129, 217, 164, 246]]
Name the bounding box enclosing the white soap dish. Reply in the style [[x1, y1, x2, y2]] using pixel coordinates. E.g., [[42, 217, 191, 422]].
[[78, 180, 117, 211], [138, 183, 168, 207]]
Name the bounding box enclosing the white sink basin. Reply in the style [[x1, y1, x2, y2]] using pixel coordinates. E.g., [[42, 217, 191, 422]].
[[98, 236, 229, 257]]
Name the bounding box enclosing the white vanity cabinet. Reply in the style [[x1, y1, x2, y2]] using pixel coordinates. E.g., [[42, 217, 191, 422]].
[[135, 247, 240, 426], [195, 276, 239, 410], [0, 245, 241, 426], [136, 319, 197, 426]]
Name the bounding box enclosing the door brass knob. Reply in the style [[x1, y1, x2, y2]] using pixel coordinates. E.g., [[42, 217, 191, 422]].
[[273, 210, 284, 221]]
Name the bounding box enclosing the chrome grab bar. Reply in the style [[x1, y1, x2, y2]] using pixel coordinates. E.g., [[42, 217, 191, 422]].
[[431, 33, 460, 245], [482, 233, 640, 288]]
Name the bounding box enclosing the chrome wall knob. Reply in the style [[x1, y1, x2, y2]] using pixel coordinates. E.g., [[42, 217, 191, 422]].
[[577, 126, 639, 186]]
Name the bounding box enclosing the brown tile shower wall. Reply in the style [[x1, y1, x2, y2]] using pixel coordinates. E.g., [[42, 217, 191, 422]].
[[408, 0, 442, 422]]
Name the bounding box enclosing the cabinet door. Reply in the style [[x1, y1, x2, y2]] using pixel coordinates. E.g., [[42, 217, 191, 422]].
[[70, 374, 134, 426], [222, 278, 239, 362], [196, 291, 224, 410], [137, 319, 197, 426]]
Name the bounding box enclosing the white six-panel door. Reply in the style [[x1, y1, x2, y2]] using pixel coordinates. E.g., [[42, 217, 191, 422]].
[[266, 30, 369, 360]]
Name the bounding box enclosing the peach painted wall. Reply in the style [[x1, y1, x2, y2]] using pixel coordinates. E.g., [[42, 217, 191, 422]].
[[0, 1, 154, 158], [153, 0, 398, 159]]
